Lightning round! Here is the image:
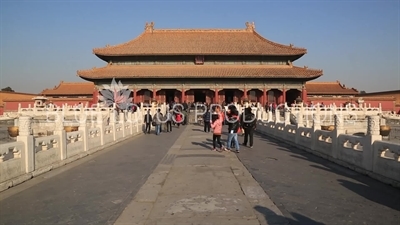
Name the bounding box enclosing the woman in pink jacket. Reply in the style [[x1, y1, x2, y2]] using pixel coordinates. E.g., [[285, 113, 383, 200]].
[[211, 112, 224, 151]]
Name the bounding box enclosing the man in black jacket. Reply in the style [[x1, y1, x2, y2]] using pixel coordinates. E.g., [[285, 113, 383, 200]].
[[144, 109, 152, 134], [202, 108, 211, 132], [240, 107, 256, 148]]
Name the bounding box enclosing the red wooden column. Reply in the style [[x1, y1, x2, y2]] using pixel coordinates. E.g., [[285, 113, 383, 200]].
[[282, 88, 286, 104], [263, 88, 267, 105], [214, 89, 219, 104], [243, 88, 247, 99], [302, 87, 307, 103], [153, 88, 157, 102], [214, 88, 218, 104], [132, 89, 136, 103], [181, 88, 185, 103]]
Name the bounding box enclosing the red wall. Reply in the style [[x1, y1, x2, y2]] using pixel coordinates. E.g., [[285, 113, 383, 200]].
[[3, 101, 35, 112], [3, 100, 92, 113]]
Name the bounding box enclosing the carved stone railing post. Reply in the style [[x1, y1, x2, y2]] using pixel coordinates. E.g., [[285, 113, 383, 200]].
[[96, 112, 105, 145], [257, 109, 262, 121], [294, 107, 304, 145], [311, 113, 321, 151], [274, 110, 280, 124], [380, 117, 386, 126], [312, 113, 321, 131], [53, 115, 67, 160], [126, 111, 132, 135], [16, 116, 35, 173], [364, 115, 382, 170], [305, 118, 310, 128], [331, 114, 345, 159], [119, 111, 126, 138], [78, 113, 89, 152], [284, 111, 290, 126], [267, 111, 273, 122], [110, 111, 117, 141], [334, 114, 344, 133], [297, 107, 304, 128]]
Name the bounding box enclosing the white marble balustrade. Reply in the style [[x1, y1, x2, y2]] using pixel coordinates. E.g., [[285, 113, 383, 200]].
[[0, 109, 144, 192], [256, 113, 400, 187]]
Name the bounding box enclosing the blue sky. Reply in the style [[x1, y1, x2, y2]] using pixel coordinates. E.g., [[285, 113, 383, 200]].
[[1, 0, 399, 93]]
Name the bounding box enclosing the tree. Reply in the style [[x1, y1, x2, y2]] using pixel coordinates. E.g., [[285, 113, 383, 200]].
[[1, 87, 14, 92], [359, 90, 366, 94]]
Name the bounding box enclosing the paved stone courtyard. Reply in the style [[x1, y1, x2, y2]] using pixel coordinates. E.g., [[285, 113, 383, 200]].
[[0, 124, 399, 225]]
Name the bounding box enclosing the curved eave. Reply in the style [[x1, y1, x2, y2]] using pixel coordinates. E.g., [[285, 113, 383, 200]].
[[77, 65, 322, 80], [94, 53, 306, 63]]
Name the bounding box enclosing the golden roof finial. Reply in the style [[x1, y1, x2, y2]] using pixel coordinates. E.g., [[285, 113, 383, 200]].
[[145, 21, 155, 32], [245, 21, 255, 31]]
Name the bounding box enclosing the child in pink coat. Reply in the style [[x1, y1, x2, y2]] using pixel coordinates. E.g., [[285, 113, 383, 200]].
[[211, 113, 223, 151]]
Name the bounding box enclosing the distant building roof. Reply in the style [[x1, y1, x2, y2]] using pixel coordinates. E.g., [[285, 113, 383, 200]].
[[40, 81, 95, 96], [358, 90, 400, 96], [0, 91, 37, 106], [306, 81, 359, 95]]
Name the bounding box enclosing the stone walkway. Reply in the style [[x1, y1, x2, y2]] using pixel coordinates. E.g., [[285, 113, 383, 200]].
[[114, 125, 286, 225], [1, 123, 399, 225], [0, 126, 187, 225], [237, 131, 400, 225]]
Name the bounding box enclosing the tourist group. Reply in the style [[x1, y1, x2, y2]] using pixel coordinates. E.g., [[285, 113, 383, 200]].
[[203, 105, 256, 153], [142, 102, 256, 154]]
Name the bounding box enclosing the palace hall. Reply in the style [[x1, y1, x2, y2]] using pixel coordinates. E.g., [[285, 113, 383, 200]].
[[77, 22, 323, 105]]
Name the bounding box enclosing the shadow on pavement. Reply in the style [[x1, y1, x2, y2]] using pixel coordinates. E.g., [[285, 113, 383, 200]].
[[192, 128, 203, 132], [191, 141, 212, 149], [254, 205, 325, 225], [255, 132, 400, 212]]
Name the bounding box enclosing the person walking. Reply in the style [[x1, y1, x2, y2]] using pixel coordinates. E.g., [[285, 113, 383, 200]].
[[166, 110, 173, 132], [240, 107, 256, 148], [175, 110, 183, 128], [225, 107, 240, 153], [153, 109, 162, 135], [210, 112, 224, 151], [202, 108, 211, 132], [144, 109, 152, 134]]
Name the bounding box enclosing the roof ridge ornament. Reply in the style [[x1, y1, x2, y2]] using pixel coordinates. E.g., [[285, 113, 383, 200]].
[[289, 44, 294, 48], [245, 22, 255, 31], [145, 21, 155, 33]]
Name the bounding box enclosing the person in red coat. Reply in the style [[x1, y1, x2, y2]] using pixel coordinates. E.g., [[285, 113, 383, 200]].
[[175, 110, 183, 128]]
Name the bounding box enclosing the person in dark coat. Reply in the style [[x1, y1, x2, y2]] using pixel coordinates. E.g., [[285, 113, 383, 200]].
[[202, 108, 211, 132], [144, 109, 152, 134], [240, 107, 256, 148]]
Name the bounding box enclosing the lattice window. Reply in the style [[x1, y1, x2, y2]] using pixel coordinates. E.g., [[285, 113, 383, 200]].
[[268, 91, 275, 103], [249, 90, 257, 102], [144, 91, 151, 103]]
